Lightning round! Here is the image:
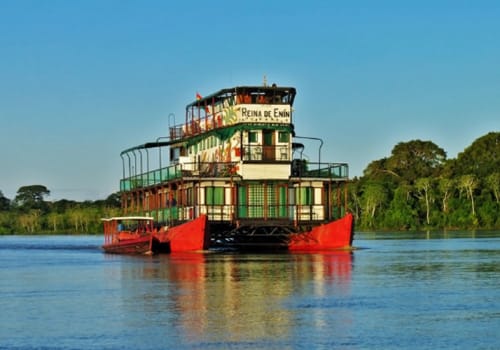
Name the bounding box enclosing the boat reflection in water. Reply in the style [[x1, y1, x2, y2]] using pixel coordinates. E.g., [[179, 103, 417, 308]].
[[126, 251, 353, 344]]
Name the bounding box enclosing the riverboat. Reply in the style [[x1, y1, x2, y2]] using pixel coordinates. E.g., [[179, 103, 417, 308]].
[[113, 82, 354, 252]]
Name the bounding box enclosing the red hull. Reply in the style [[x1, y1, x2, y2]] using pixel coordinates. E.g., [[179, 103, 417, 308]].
[[155, 214, 209, 252], [102, 236, 153, 255], [288, 213, 354, 251], [103, 214, 352, 253], [102, 215, 209, 255]]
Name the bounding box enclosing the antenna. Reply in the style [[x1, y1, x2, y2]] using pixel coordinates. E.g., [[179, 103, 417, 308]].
[[263, 75, 267, 87]]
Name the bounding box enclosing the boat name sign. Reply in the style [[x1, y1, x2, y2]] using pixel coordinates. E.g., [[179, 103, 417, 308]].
[[239, 105, 291, 123]]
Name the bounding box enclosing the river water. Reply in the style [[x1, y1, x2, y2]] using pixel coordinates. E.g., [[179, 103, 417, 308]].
[[0, 232, 498, 349]]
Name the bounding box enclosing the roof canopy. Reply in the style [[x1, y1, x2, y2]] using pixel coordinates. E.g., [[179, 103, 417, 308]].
[[187, 85, 296, 108]]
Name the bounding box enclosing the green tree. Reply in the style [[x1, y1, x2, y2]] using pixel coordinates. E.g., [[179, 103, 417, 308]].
[[486, 173, 500, 203], [0, 191, 10, 211], [453, 132, 500, 178], [67, 207, 84, 232], [81, 207, 99, 232], [103, 192, 121, 208], [18, 209, 42, 233], [458, 174, 479, 219], [385, 140, 447, 183], [437, 177, 455, 227], [383, 183, 417, 230], [46, 212, 64, 232], [415, 177, 435, 226], [348, 179, 364, 222], [14, 185, 50, 212], [51, 199, 78, 213], [0, 211, 14, 233], [361, 182, 387, 228], [363, 158, 400, 182], [359, 140, 447, 230]]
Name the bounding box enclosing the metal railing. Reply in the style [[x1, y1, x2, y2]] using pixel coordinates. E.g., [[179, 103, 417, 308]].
[[291, 160, 349, 179], [140, 203, 345, 224], [120, 160, 348, 192], [169, 115, 224, 142], [120, 162, 239, 191]]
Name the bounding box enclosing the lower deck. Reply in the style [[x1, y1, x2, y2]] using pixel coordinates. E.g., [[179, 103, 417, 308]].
[[121, 176, 349, 230]]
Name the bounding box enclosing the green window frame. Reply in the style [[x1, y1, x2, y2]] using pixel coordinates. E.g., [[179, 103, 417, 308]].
[[298, 187, 313, 205], [248, 183, 264, 217], [186, 188, 193, 206], [206, 187, 224, 205], [238, 186, 248, 218], [249, 131, 258, 143], [278, 131, 289, 143]]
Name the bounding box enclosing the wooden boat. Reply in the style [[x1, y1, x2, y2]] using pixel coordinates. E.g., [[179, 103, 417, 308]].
[[102, 216, 155, 254], [114, 82, 354, 251], [102, 215, 209, 254]]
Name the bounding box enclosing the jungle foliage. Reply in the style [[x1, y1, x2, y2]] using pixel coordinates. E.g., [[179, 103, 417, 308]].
[[349, 132, 500, 230], [0, 186, 121, 234]]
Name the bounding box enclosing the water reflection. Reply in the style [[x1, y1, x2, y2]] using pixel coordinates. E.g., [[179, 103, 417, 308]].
[[119, 251, 353, 344], [4, 235, 497, 349]]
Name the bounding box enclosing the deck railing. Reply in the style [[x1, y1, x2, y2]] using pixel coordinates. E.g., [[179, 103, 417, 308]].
[[169, 114, 224, 142], [141, 203, 346, 225], [120, 162, 239, 191], [291, 160, 349, 179], [120, 160, 348, 191]]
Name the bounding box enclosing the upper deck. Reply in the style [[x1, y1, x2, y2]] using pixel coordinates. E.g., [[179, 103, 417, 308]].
[[119, 83, 349, 192], [169, 85, 296, 142]]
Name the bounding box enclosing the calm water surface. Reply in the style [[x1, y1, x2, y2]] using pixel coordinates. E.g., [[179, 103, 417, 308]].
[[0, 232, 499, 349]]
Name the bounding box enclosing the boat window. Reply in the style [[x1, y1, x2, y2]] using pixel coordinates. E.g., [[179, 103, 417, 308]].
[[170, 147, 180, 162], [185, 188, 194, 206], [206, 187, 224, 205], [248, 184, 264, 217], [298, 187, 313, 205], [263, 130, 274, 146], [249, 131, 258, 143], [278, 132, 289, 143]]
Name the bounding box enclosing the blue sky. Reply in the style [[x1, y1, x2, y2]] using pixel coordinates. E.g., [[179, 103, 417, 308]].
[[1, 0, 499, 201]]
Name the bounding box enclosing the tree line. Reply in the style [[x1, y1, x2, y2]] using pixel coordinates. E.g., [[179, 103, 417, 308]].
[[1, 131, 499, 234], [0, 185, 121, 234], [348, 131, 500, 230]]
